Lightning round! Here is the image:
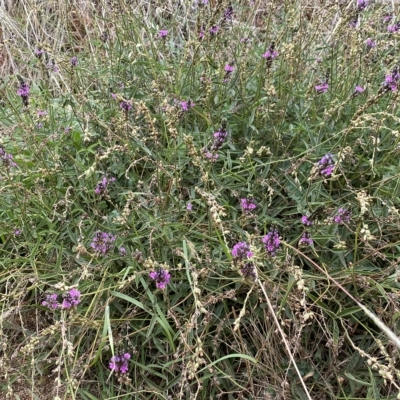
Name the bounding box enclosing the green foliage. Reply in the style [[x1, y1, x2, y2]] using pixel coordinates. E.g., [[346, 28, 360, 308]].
[[1, 0, 400, 399]]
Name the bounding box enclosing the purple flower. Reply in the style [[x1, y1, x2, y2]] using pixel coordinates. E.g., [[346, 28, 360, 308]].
[[17, 82, 30, 106], [61, 288, 81, 309], [388, 23, 400, 33], [0, 147, 16, 168], [199, 27, 205, 38], [224, 64, 234, 73], [120, 101, 132, 112], [180, 100, 194, 111], [209, 26, 219, 35], [203, 149, 218, 161], [232, 242, 253, 259], [299, 232, 313, 246], [240, 198, 257, 212], [159, 30, 168, 38], [37, 110, 47, 117], [301, 215, 313, 226], [240, 262, 256, 279], [42, 294, 60, 309], [357, 0, 368, 11], [318, 153, 335, 177], [355, 86, 365, 93], [119, 247, 127, 256], [71, 56, 78, 67], [223, 6, 234, 22], [186, 203, 193, 211], [13, 229, 22, 236], [262, 228, 281, 256], [384, 67, 400, 91], [211, 128, 228, 152], [95, 176, 116, 195], [384, 15, 393, 23], [109, 353, 131, 374], [91, 231, 116, 255], [365, 38, 376, 48], [35, 48, 45, 58], [333, 208, 351, 224], [149, 268, 171, 290], [262, 44, 278, 63], [315, 82, 329, 94]]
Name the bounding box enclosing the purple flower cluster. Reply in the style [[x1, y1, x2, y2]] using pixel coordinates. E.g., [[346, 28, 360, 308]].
[[120, 101, 132, 112], [149, 268, 171, 290], [209, 26, 219, 35], [159, 30, 168, 38], [315, 81, 329, 94], [262, 43, 278, 64], [299, 232, 313, 246], [357, 0, 368, 11], [384, 67, 400, 91], [333, 208, 351, 224], [95, 176, 116, 195], [17, 82, 30, 106], [91, 231, 116, 255], [119, 247, 127, 256], [388, 23, 400, 33], [0, 147, 16, 168], [223, 6, 234, 22], [109, 353, 130, 374], [240, 198, 257, 212], [355, 86, 365, 94], [365, 38, 376, 48], [241, 262, 256, 279], [42, 288, 81, 310], [61, 288, 81, 308], [211, 128, 228, 152], [262, 228, 281, 256], [318, 153, 335, 177], [301, 215, 313, 226], [180, 100, 195, 111], [35, 48, 45, 58], [71, 56, 78, 67], [231, 242, 253, 259]]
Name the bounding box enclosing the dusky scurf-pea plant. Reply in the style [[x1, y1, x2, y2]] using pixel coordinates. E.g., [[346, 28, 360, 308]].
[[3, 1, 400, 399]]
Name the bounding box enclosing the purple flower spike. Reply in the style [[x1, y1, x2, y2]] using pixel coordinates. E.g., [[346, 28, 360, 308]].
[[17, 82, 30, 106], [109, 353, 131, 374], [333, 208, 351, 224], [62, 288, 81, 309], [42, 294, 60, 309], [315, 82, 329, 94], [262, 228, 281, 256], [365, 38, 376, 48], [241, 262, 256, 279], [95, 176, 116, 195], [301, 215, 313, 226], [355, 86, 365, 93], [120, 101, 132, 112], [240, 198, 257, 212], [232, 242, 253, 259], [384, 66, 400, 91], [262, 43, 278, 63], [318, 153, 335, 177], [149, 268, 171, 290], [357, 0, 368, 11], [209, 26, 219, 35], [299, 232, 313, 246], [91, 231, 116, 255]]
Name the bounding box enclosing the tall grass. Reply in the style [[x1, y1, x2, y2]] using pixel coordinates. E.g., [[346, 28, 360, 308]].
[[1, 0, 400, 399]]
